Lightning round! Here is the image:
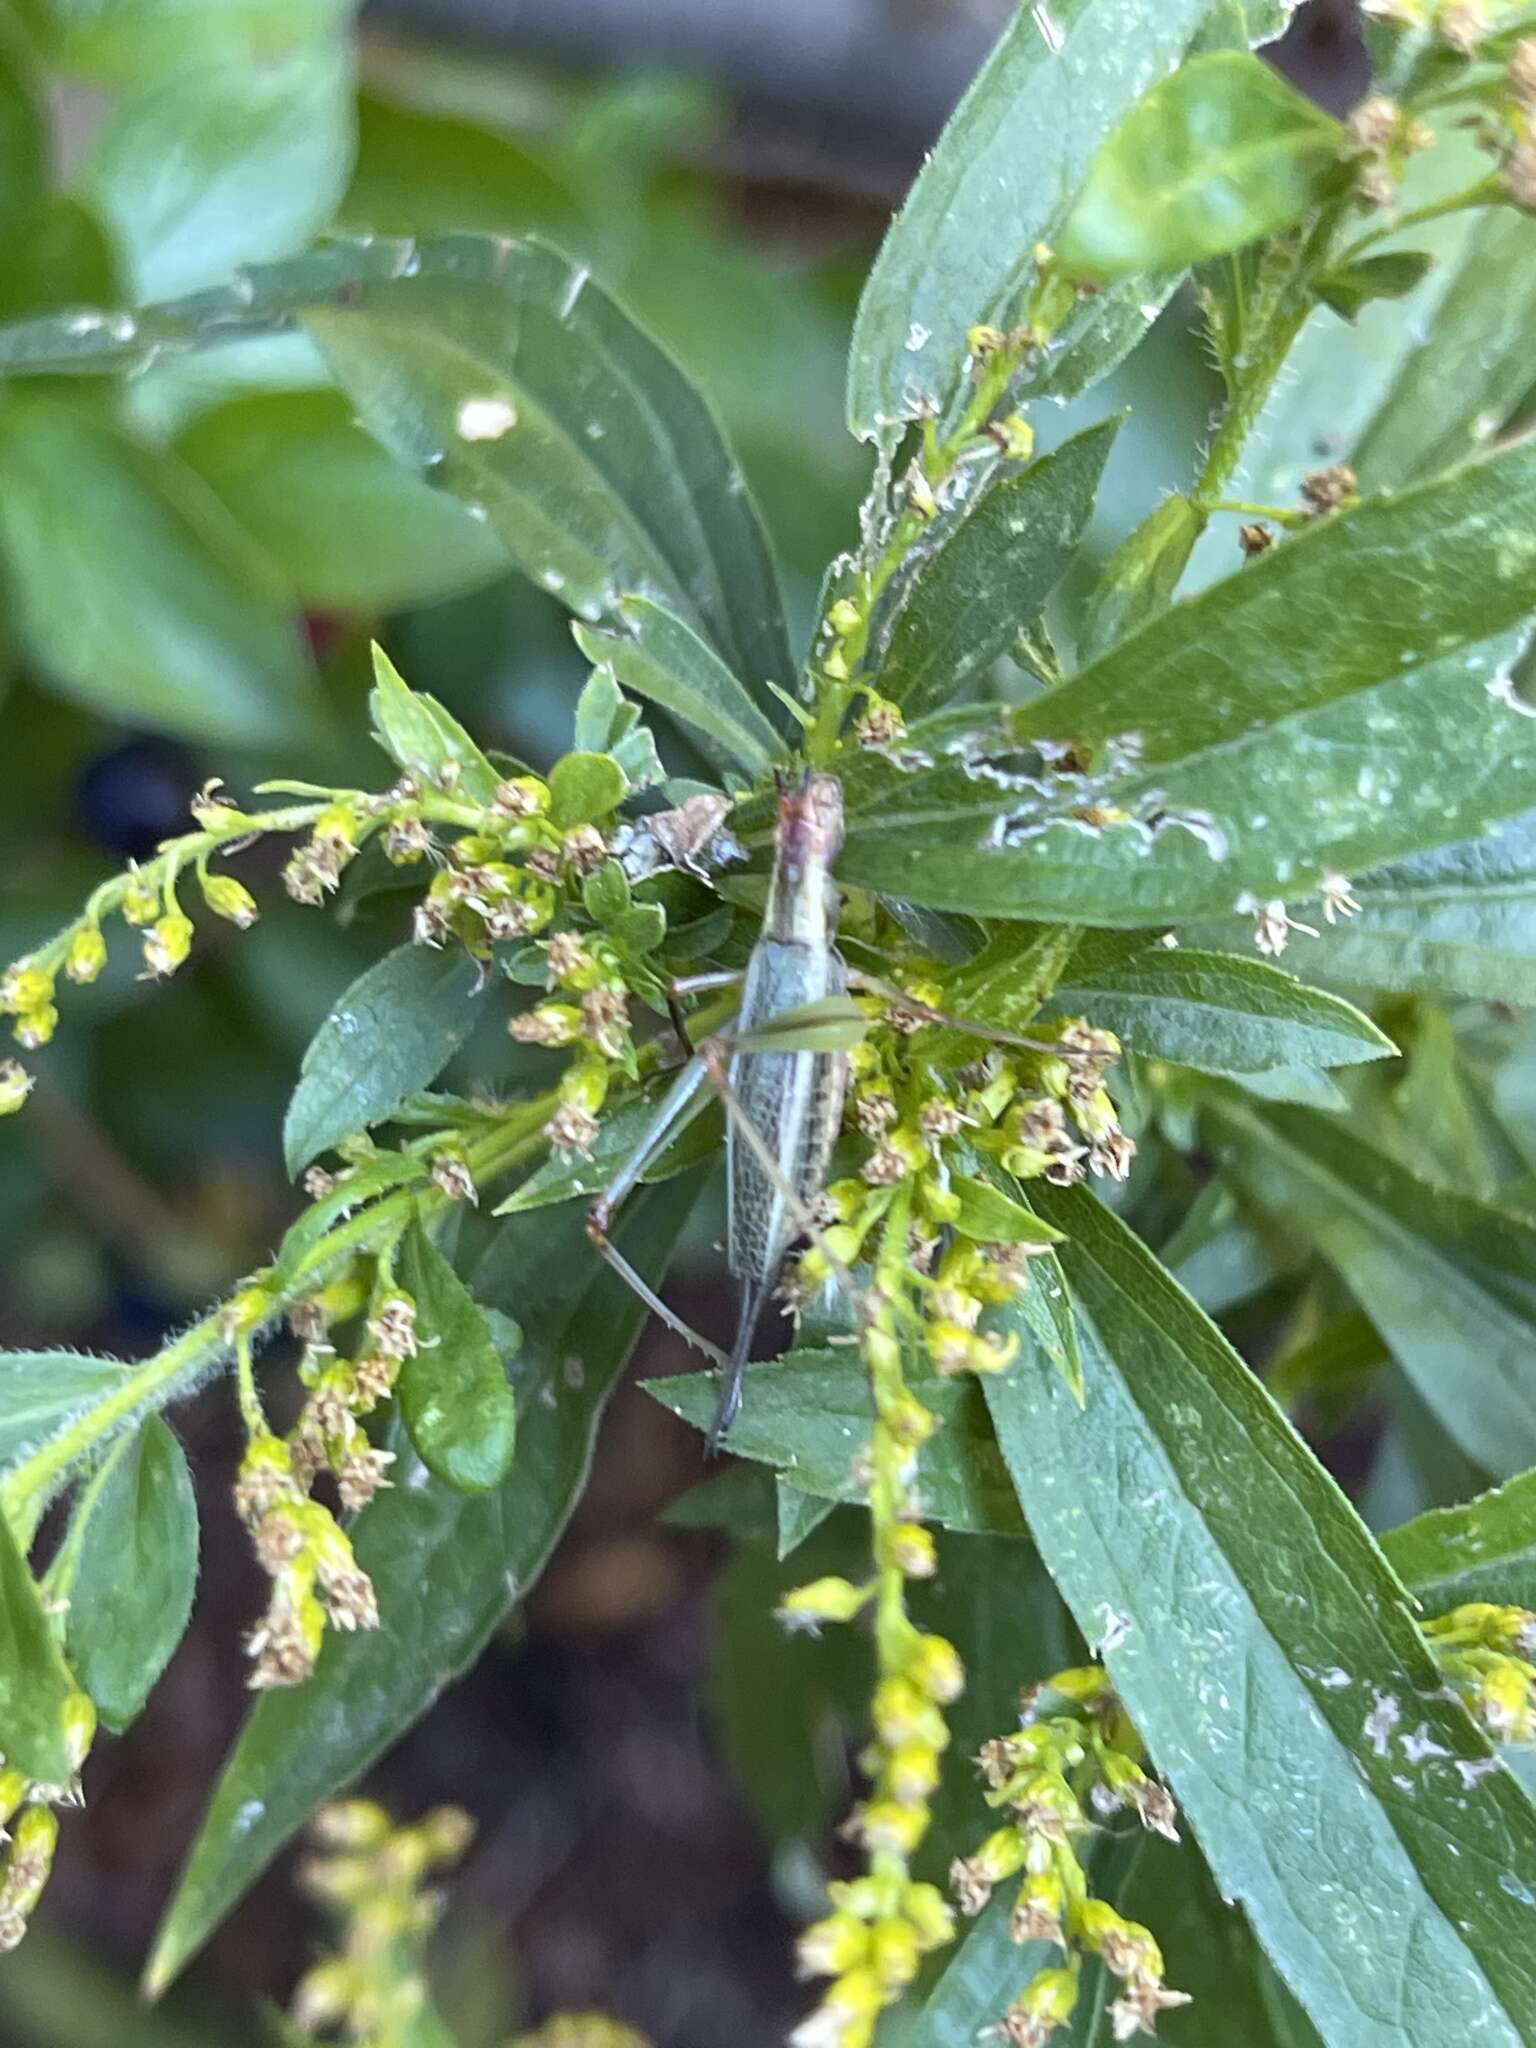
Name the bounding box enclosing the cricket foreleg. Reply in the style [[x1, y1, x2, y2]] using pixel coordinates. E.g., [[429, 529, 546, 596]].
[[665, 969, 743, 1056], [585, 1056, 730, 1372]]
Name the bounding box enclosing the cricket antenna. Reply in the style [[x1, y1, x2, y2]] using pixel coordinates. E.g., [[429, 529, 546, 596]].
[[709, 1279, 767, 1450]]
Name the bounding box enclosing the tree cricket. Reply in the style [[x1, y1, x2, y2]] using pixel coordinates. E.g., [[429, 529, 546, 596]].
[[586, 770, 1115, 1444], [587, 772, 852, 1444]]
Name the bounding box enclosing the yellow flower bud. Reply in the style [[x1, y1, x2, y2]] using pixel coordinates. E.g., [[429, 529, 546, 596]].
[[142, 912, 195, 978], [869, 1916, 921, 1989], [201, 873, 260, 928], [0, 1060, 33, 1116], [778, 1576, 873, 1631], [886, 1742, 941, 1806], [62, 1689, 97, 1771], [796, 1911, 870, 1979], [0, 963, 53, 1015], [883, 1522, 937, 1579], [901, 1881, 956, 1952], [908, 1633, 965, 1704], [13, 1006, 57, 1049], [65, 926, 108, 984], [856, 1800, 929, 1856], [121, 875, 161, 925]]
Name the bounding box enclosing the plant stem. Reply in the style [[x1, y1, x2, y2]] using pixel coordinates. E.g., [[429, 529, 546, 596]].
[[1, 1094, 556, 1531]]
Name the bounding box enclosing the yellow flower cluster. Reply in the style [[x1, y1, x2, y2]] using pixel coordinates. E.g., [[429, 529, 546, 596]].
[[0, 1690, 95, 1953], [510, 928, 638, 1159], [1426, 1601, 1536, 1741], [951, 1667, 1187, 2046], [230, 1285, 419, 1687], [290, 1799, 475, 2046]]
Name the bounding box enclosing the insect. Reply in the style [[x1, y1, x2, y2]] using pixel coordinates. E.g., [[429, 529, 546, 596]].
[[586, 770, 1103, 1442], [587, 772, 852, 1444]]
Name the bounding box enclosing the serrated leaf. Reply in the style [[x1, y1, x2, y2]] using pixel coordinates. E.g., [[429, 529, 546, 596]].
[[987, 1184, 1536, 2048], [547, 750, 628, 829], [840, 437, 1536, 923], [1382, 1470, 1536, 1613], [0, 396, 318, 747], [0, 1350, 135, 1474], [369, 643, 500, 802], [572, 666, 665, 793], [0, 1508, 74, 1781], [82, 43, 354, 301], [175, 390, 507, 613], [63, 1416, 198, 1731], [1211, 1096, 1536, 1479], [574, 596, 784, 778], [304, 238, 792, 692], [648, 1350, 1025, 1536], [283, 943, 487, 1177], [1356, 207, 1536, 489], [1045, 947, 1395, 1075], [1187, 809, 1536, 1003], [1057, 53, 1341, 283], [145, 1184, 695, 1996], [396, 1226, 516, 1494], [877, 419, 1120, 717], [847, 0, 1214, 436]]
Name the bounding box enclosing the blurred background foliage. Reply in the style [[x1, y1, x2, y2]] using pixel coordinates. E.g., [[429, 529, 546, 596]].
[[0, 3, 1391, 2044]]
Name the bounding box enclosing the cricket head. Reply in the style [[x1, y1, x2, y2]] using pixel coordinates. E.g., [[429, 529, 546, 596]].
[[775, 772, 844, 876]]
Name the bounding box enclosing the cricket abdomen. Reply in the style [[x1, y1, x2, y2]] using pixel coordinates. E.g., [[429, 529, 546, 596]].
[[726, 936, 849, 1288]]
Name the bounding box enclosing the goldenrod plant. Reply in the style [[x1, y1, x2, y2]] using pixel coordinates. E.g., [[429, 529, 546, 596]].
[[8, 3, 1536, 2044]]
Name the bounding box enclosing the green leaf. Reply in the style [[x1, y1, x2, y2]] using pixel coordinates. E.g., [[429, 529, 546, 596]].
[[950, 1175, 1066, 1246], [1015, 441, 1536, 767], [1057, 53, 1341, 283], [63, 1417, 198, 1731], [573, 596, 784, 778], [175, 390, 507, 613], [846, 0, 1213, 436], [877, 419, 1120, 717], [648, 1350, 1026, 1537], [0, 195, 121, 323], [775, 1477, 836, 1559], [1187, 810, 1536, 1003], [546, 750, 628, 830], [340, 89, 583, 241], [396, 1225, 516, 1494], [987, 1184, 1536, 2048], [1078, 490, 1204, 663], [0, 1508, 74, 1781], [1315, 249, 1435, 322], [0, 396, 318, 747], [1355, 207, 1536, 489], [145, 1184, 695, 1996], [571, 666, 664, 793], [0, 1350, 135, 1474], [1382, 1469, 1536, 1613], [840, 438, 1536, 923], [1045, 947, 1395, 1076], [1211, 1097, 1536, 1479], [0, 13, 44, 247], [82, 44, 355, 301], [305, 237, 792, 692], [282, 943, 488, 1177], [368, 643, 501, 802]]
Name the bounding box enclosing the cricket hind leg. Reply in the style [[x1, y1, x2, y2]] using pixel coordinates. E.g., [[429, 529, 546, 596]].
[[844, 969, 1102, 1059], [711, 1277, 768, 1450]]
